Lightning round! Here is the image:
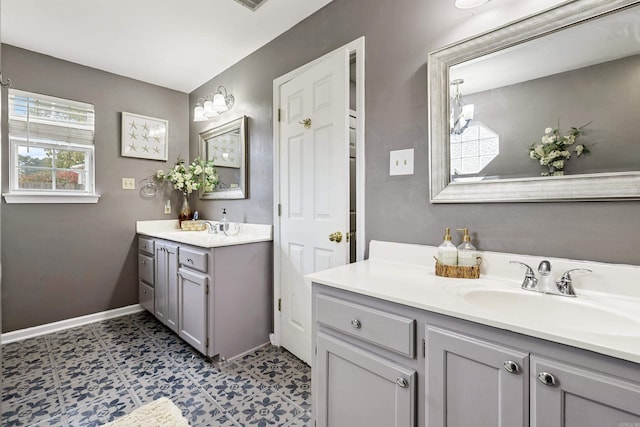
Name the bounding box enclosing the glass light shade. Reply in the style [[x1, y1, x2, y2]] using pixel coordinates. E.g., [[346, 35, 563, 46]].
[[194, 104, 207, 122], [213, 93, 228, 113], [462, 104, 475, 121], [455, 0, 489, 9], [203, 97, 214, 116]]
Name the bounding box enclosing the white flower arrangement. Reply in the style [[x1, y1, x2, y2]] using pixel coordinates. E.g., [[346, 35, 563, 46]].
[[528, 122, 590, 176], [155, 157, 218, 196]]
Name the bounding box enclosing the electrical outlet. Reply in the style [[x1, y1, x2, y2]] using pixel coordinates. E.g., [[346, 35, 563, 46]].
[[164, 200, 171, 214], [389, 149, 414, 176], [122, 177, 136, 190]]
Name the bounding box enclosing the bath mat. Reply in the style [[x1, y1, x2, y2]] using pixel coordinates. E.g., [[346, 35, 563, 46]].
[[101, 397, 190, 426]]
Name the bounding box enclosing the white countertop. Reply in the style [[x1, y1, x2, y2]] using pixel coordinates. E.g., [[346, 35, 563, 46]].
[[307, 241, 640, 364], [136, 220, 272, 248]]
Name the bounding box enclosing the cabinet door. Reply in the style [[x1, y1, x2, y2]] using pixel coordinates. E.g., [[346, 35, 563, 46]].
[[531, 356, 640, 427], [154, 243, 168, 323], [316, 332, 416, 427], [165, 243, 179, 333], [426, 326, 529, 427], [178, 267, 208, 354], [154, 242, 179, 332]]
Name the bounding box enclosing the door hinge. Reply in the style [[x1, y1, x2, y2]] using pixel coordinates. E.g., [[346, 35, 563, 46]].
[[422, 338, 426, 358], [278, 203, 281, 217], [206, 284, 209, 295], [206, 337, 209, 349], [278, 109, 282, 122], [278, 298, 282, 312]]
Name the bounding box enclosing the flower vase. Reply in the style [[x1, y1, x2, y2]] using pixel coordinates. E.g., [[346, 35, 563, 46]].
[[543, 166, 565, 177], [549, 166, 564, 176], [179, 195, 193, 225]]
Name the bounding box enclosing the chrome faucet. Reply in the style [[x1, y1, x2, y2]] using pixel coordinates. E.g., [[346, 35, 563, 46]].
[[510, 260, 592, 297], [556, 268, 592, 297], [509, 261, 538, 291], [202, 221, 218, 234]]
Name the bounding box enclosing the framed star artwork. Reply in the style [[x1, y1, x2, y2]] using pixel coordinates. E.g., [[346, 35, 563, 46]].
[[121, 112, 168, 161]]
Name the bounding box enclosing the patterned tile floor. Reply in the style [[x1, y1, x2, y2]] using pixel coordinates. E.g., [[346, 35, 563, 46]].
[[1, 311, 312, 427]]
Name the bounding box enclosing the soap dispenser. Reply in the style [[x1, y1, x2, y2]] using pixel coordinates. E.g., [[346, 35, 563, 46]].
[[456, 228, 477, 267], [220, 208, 230, 233], [437, 228, 458, 266]]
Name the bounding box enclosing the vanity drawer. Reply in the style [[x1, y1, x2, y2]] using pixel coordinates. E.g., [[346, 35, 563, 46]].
[[138, 236, 155, 256], [138, 254, 154, 285], [316, 294, 415, 357], [179, 246, 208, 273], [138, 281, 154, 313]]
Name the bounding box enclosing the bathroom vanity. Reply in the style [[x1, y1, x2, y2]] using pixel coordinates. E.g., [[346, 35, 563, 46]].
[[137, 220, 273, 360], [308, 241, 640, 427]]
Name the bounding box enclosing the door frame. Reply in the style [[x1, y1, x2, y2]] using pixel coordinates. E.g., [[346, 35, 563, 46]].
[[272, 37, 365, 348]]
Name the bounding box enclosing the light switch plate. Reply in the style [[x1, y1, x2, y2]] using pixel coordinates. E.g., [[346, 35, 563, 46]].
[[389, 149, 414, 176], [122, 178, 136, 190], [164, 200, 171, 214]]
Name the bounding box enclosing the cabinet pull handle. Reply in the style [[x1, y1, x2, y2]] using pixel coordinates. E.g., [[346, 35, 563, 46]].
[[187, 258, 193, 263], [143, 289, 147, 294], [350, 319, 361, 329], [538, 372, 557, 387], [504, 360, 519, 374], [396, 377, 409, 388]]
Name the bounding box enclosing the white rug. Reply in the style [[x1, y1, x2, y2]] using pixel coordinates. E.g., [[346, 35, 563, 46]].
[[101, 397, 190, 427]]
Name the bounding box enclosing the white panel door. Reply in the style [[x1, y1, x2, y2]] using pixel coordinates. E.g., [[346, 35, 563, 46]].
[[278, 48, 350, 364]]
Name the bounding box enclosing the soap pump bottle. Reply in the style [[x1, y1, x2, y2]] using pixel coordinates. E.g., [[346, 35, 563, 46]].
[[456, 228, 477, 267], [220, 208, 229, 233], [437, 228, 458, 266]]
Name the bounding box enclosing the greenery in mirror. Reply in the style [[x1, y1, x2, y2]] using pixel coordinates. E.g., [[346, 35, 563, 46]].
[[528, 122, 590, 176]]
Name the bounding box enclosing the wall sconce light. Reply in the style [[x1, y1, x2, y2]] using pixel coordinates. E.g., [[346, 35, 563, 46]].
[[194, 86, 235, 122], [455, 0, 490, 9]]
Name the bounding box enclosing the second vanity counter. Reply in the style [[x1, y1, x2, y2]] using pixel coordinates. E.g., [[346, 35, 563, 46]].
[[307, 240, 640, 364], [136, 219, 272, 248]]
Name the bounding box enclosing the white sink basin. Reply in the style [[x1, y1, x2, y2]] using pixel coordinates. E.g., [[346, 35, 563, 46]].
[[448, 286, 640, 337]]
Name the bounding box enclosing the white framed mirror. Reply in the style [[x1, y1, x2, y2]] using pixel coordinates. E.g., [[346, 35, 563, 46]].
[[429, 0, 640, 203], [199, 116, 248, 200]]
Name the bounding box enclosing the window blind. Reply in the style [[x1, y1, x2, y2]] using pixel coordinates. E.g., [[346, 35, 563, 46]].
[[8, 89, 95, 146]]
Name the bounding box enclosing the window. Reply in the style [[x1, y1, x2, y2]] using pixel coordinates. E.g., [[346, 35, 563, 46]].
[[5, 89, 99, 203], [450, 121, 499, 178]]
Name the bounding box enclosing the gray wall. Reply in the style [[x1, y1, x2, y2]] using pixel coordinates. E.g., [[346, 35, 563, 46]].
[[1, 45, 189, 332], [190, 0, 640, 266]]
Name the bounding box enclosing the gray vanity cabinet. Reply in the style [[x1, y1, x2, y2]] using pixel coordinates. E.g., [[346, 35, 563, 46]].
[[312, 283, 640, 427], [531, 356, 640, 426], [426, 326, 529, 427], [138, 235, 272, 360], [154, 241, 179, 332], [316, 332, 416, 427], [313, 292, 417, 427]]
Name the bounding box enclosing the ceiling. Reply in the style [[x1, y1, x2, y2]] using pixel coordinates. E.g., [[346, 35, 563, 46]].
[[1, 0, 334, 93]]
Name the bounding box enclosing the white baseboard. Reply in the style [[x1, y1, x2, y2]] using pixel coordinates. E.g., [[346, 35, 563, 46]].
[[1, 304, 145, 345]]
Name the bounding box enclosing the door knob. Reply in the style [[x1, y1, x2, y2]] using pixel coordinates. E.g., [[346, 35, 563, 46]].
[[329, 231, 343, 243], [299, 118, 312, 129]]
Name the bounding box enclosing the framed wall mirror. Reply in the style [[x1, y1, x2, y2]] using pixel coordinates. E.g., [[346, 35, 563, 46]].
[[429, 0, 640, 203], [199, 116, 248, 200]]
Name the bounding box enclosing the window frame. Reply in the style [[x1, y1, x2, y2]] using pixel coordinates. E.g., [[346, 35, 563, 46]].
[[4, 89, 100, 204]]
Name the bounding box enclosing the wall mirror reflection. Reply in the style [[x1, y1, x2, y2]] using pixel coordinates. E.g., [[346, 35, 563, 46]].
[[199, 116, 248, 200], [429, 0, 640, 203]]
